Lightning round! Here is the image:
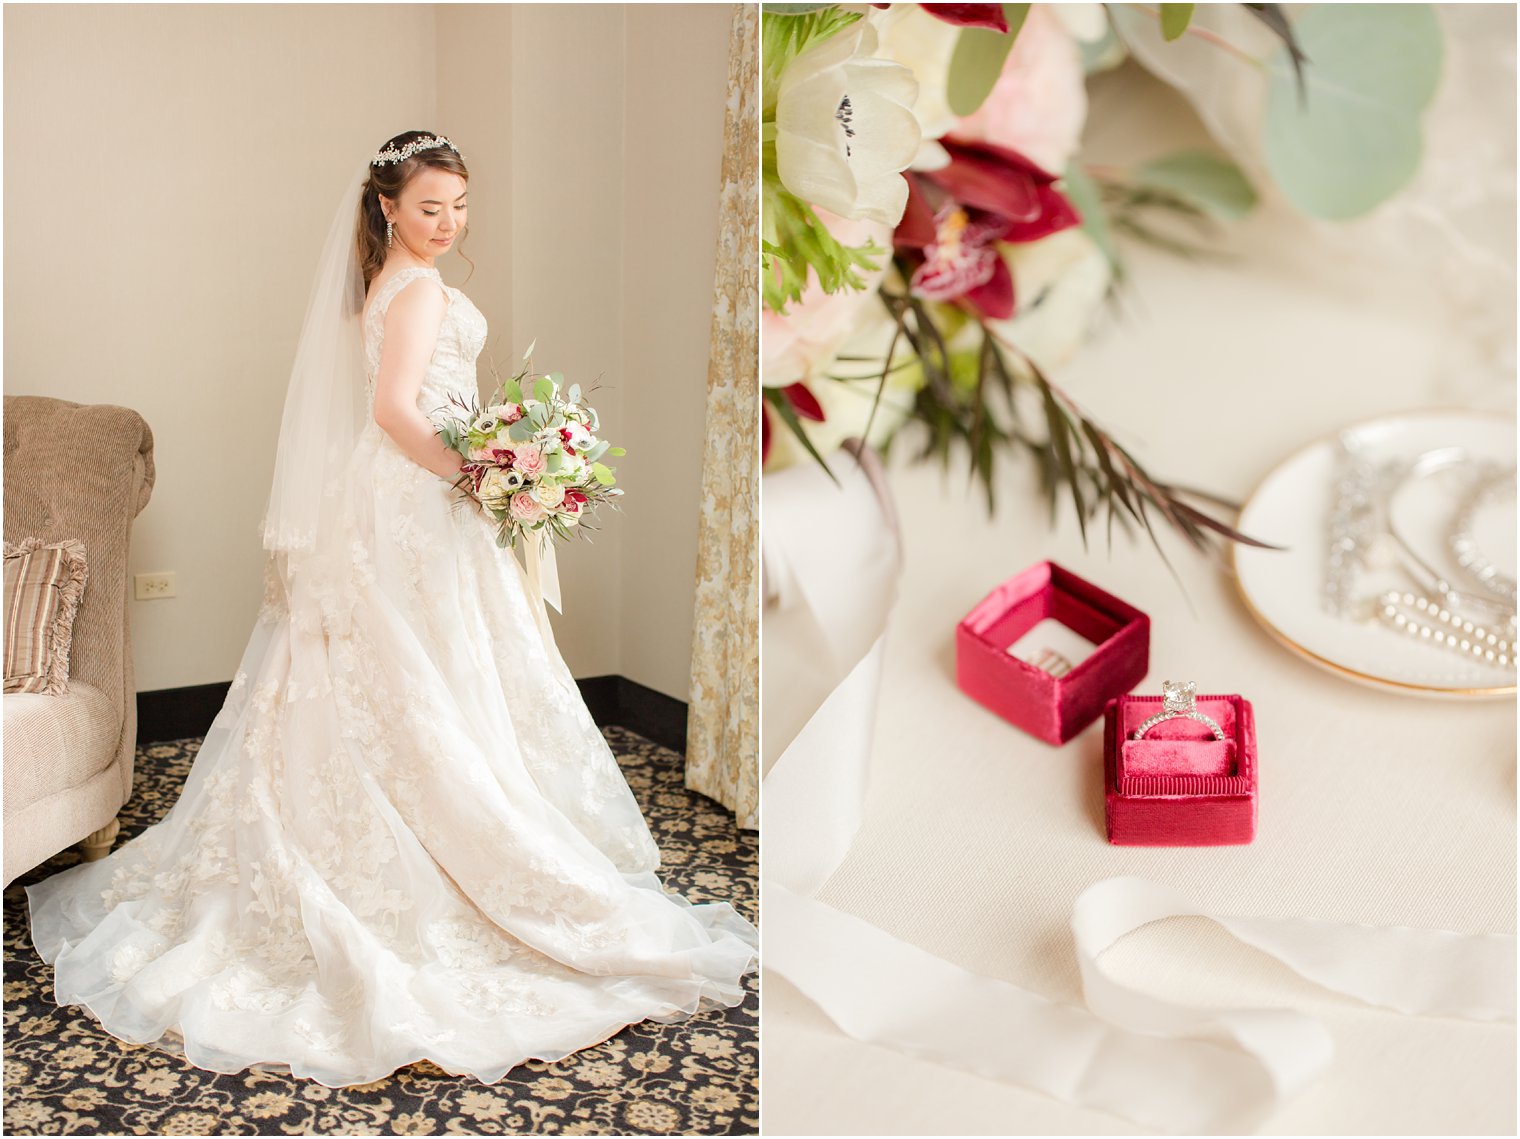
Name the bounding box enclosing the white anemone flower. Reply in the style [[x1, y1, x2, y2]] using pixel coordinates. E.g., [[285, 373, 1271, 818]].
[[775, 19, 921, 227], [869, 4, 958, 171]]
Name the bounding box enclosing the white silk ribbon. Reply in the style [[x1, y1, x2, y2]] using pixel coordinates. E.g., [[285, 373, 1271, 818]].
[[521, 529, 562, 642], [761, 442, 1516, 1134]]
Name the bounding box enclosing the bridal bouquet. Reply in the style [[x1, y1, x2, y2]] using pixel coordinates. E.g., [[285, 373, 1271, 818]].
[[434, 344, 624, 550], [762, 2, 1444, 557]]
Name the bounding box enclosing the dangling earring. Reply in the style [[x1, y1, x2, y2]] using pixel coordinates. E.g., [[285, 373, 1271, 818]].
[[385, 218, 394, 248]]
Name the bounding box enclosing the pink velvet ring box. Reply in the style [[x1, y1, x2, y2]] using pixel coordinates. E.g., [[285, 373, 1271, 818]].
[[955, 562, 1150, 746], [1103, 693, 1257, 845]]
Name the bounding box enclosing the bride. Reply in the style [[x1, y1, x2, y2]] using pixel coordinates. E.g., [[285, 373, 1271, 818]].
[[24, 130, 759, 1088]]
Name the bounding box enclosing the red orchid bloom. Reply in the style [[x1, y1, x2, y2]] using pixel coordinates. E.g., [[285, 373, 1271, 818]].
[[869, 3, 1009, 32], [761, 382, 827, 464], [894, 139, 1080, 321]]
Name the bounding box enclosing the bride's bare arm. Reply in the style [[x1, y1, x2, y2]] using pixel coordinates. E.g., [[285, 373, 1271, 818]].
[[372, 279, 467, 480]]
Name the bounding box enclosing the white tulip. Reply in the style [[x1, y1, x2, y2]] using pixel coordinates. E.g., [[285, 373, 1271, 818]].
[[775, 19, 922, 227]]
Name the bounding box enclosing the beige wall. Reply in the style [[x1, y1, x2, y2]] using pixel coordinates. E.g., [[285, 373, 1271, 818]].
[[4, 3, 736, 703], [4, 3, 437, 693], [504, 5, 629, 677], [620, 5, 733, 701]]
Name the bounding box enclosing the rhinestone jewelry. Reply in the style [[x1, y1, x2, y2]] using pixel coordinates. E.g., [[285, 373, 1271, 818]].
[[386, 218, 394, 247], [1131, 680, 1226, 741], [1376, 589, 1516, 670], [1450, 467, 1517, 607], [371, 134, 463, 167], [1027, 647, 1074, 677], [1324, 433, 1390, 618]]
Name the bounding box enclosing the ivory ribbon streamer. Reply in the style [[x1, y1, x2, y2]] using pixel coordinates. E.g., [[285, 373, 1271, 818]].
[[521, 528, 563, 640], [761, 443, 1516, 1134]]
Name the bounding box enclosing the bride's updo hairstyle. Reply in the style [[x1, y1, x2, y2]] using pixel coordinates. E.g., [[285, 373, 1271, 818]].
[[358, 129, 475, 290]]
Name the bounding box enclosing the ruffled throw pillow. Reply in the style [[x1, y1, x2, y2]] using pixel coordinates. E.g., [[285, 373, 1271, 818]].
[[3, 537, 89, 695]]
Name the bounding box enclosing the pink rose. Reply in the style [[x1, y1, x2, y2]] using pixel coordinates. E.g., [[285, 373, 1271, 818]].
[[487, 402, 524, 424], [948, 6, 1087, 176], [511, 444, 547, 477], [509, 491, 546, 523]]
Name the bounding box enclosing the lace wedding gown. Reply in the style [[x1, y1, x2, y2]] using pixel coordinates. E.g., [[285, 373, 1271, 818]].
[[25, 265, 758, 1087]]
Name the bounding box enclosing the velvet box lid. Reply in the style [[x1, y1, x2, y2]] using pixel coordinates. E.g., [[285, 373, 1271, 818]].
[[1103, 692, 1258, 846], [955, 562, 1150, 745]]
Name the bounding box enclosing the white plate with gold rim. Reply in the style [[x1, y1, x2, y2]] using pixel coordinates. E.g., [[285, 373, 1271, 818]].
[[1233, 409, 1515, 699]]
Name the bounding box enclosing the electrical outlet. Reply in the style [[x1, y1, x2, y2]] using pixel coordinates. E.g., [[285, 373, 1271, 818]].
[[134, 572, 177, 600]]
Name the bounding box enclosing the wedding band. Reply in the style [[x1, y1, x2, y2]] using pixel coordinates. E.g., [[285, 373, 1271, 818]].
[[1028, 647, 1073, 677], [1131, 679, 1225, 741]]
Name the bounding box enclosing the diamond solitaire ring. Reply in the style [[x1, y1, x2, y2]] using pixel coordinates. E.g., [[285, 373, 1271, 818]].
[[1131, 680, 1226, 741]]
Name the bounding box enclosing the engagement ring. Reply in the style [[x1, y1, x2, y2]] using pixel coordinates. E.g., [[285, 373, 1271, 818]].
[[1131, 680, 1225, 741]]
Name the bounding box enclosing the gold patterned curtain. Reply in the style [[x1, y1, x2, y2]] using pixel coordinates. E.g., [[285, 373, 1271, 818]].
[[685, 2, 758, 831]]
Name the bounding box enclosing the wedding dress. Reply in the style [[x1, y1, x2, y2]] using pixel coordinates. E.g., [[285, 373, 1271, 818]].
[[24, 263, 758, 1088]]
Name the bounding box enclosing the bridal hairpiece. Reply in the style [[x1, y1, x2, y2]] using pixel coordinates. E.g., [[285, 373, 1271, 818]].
[[371, 135, 462, 167]]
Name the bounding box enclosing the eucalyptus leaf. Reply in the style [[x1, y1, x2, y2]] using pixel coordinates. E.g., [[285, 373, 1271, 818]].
[[1263, 4, 1442, 220], [585, 440, 610, 462], [591, 462, 615, 487], [1160, 3, 1194, 41], [568, 384, 581, 404], [1061, 163, 1121, 277], [508, 419, 535, 442], [502, 378, 524, 404], [606, 446, 626, 457], [533, 377, 555, 403], [1135, 150, 1258, 219], [946, 4, 1030, 117]]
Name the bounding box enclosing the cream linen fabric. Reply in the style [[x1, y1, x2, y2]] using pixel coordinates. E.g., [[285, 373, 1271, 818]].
[[4, 684, 118, 803], [762, 130, 1516, 1139]]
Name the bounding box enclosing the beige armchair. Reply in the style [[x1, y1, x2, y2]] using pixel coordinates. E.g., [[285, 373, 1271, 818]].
[[3, 395, 155, 885]]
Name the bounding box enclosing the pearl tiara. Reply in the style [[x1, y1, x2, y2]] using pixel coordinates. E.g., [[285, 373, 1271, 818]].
[[371, 134, 463, 167]]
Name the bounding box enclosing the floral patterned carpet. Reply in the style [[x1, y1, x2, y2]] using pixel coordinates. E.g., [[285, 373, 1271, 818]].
[[3, 727, 758, 1136]]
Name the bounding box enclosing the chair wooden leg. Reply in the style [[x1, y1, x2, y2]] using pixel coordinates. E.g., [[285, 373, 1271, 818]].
[[79, 816, 121, 861]]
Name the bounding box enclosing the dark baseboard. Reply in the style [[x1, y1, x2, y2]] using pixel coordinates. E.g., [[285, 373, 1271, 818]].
[[136, 683, 232, 747], [606, 675, 689, 756], [137, 674, 688, 755]]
